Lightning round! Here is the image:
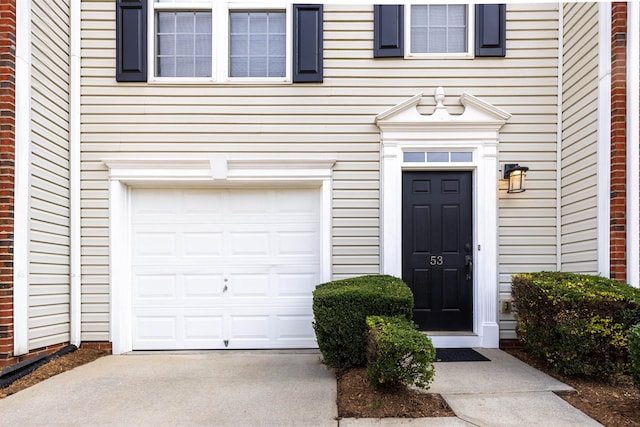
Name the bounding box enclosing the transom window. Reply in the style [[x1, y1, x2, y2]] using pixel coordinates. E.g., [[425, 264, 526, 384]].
[[408, 4, 471, 56], [403, 151, 473, 163], [151, 1, 290, 81]]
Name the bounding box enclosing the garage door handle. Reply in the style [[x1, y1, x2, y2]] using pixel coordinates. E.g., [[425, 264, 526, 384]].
[[223, 285, 228, 292]]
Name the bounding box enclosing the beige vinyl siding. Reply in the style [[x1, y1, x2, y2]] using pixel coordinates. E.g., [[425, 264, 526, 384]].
[[29, 0, 72, 349], [561, 2, 599, 274], [80, 2, 559, 341]]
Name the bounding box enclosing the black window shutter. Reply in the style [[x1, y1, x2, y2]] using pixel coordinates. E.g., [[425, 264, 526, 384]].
[[293, 4, 323, 83], [374, 5, 404, 58], [475, 4, 506, 57], [116, 0, 147, 82]]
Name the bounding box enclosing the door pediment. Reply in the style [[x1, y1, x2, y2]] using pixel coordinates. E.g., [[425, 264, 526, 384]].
[[375, 87, 511, 134]]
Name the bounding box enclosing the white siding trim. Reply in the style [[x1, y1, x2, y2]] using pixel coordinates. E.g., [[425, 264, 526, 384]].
[[70, 0, 81, 345], [628, 2, 640, 288], [556, 3, 563, 270], [13, 0, 31, 356], [105, 156, 335, 354], [376, 88, 510, 348], [598, 2, 611, 278]]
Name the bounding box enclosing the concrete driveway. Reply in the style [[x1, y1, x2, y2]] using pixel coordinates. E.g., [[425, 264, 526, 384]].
[[0, 351, 337, 427]]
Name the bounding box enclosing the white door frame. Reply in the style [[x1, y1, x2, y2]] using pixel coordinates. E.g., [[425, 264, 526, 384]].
[[103, 155, 336, 354], [376, 88, 510, 348]]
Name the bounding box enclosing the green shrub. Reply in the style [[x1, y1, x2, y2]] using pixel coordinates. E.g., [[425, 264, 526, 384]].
[[312, 275, 413, 370], [629, 324, 640, 389], [365, 315, 435, 390], [512, 272, 640, 378]]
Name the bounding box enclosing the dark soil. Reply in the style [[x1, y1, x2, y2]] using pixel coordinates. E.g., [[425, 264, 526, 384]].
[[0, 348, 108, 398], [337, 367, 455, 418]]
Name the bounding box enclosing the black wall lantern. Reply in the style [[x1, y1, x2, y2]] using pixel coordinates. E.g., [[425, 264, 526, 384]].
[[503, 164, 529, 193]]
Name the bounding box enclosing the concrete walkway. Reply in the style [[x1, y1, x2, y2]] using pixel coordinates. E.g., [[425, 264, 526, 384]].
[[0, 349, 602, 426]]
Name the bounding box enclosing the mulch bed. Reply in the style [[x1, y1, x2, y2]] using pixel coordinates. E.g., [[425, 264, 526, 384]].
[[337, 367, 455, 418]]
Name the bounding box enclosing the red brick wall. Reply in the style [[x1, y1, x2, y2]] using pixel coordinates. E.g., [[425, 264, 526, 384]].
[[610, 2, 628, 282], [0, 0, 16, 368]]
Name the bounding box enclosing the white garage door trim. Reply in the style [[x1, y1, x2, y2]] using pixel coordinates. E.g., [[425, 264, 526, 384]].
[[104, 156, 336, 354]]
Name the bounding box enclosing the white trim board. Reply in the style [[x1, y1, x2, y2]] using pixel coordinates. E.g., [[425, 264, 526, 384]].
[[104, 155, 336, 354], [376, 87, 511, 349]]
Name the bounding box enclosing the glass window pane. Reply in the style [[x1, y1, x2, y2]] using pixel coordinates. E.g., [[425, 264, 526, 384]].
[[270, 13, 286, 33], [426, 152, 449, 163], [230, 13, 248, 33], [230, 58, 248, 77], [268, 57, 285, 77], [157, 12, 175, 33], [451, 152, 473, 162], [411, 28, 427, 53], [195, 34, 211, 56], [157, 34, 175, 55], [249, 34, 267, 55], [195, 13, 211, 34], [251, 13, 268, 33], [230, 34, 248, 55], [176, 12, 194, 33], [175, 56, 194, 77], [411, 5, 427, 26], [428, 28, 446, 53], [249, 57, 267, 77], [448, 5, 466, 26], [157, 57, 175, 77], [448, 28, 466, 53], [269, 34, 286, 55], [429, 5, 446, 26], [195, 57, 211, 77], [176, 34, 194, 54], [403, 152, 425, 162]]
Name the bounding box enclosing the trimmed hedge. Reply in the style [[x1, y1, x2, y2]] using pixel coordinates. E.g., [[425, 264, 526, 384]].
[[630, 324, 640, 389], [366, 315, 435, 390], [312, 275, 413, 370], [512, 272, 640, 378]]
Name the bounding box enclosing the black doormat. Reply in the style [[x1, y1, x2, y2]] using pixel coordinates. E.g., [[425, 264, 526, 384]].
[[434, 348, 490, 362]]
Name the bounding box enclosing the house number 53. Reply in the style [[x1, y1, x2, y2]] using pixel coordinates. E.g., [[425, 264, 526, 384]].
[[430, 255, 443, 266]]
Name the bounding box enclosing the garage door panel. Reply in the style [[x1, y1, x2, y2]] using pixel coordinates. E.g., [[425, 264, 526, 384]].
[[278, 232, 318, 256], [135, 274, 178, 300], [183, 274, 225, 299], [135, 315, 178, 342], [230, 232, 270, 256], [135, 233, 177, 257], [183, 232, 223, 257], [183, 315, 225, 342], [134, 271, 225, 305], [131, 187, 321, 350], [278, 273, 318, 297]]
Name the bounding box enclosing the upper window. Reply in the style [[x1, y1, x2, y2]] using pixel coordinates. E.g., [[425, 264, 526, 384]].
[[156, 11, 212, 77], [151, 1, 291, 81], [410, 5, 467, 54], [229, 11, 286, 78]]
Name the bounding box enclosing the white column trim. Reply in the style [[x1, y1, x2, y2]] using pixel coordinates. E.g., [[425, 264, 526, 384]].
[[556, 3, 563, 271], [627, 2, 640, 288], [13, 0, 31, 356], [69, 0, 82, 347], [105, 156, 335, 354], [598, 2, 612, 278]]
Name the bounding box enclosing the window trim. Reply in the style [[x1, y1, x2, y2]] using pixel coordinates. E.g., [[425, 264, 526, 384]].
[[405, 3, 475, 59], [148, 1, 292, 83]]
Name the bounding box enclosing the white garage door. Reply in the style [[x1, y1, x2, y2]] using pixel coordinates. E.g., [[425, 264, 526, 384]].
[[130, 187, 321, 350]]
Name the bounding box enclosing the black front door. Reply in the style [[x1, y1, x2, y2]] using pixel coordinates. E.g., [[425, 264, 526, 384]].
[[402, 171, 473, 331]]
